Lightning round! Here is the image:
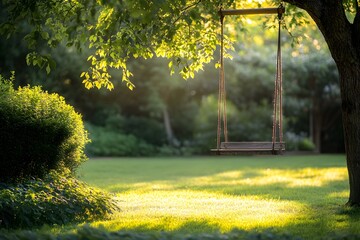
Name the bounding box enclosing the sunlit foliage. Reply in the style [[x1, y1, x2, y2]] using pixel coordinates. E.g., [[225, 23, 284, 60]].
[[0, 0, 329, 90], [0, 0, 357, 90]]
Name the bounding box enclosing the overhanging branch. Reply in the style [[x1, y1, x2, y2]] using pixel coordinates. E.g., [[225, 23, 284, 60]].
[[283, 0, 356, 67], [282, 0, 322, 18], [172, 0, 202, 25]]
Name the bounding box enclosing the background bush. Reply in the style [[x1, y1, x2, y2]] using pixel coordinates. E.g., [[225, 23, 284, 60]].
[[85, 123, 156, 156], [0, 76, 89, 182], [85, 123, 195, 156], [298, 138, 316, 151]]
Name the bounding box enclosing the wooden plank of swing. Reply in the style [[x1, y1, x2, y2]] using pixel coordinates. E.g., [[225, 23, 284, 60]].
[[221, 142, 285, 150], [220, 7, 284, 16], [212, 149, 283, 155], [211, 141, 285, 155]]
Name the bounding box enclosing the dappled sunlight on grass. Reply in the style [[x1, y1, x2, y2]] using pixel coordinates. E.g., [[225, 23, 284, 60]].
[[92, 190, 305, 233], [185, 167, 347, 189], [258, 168, 347, 187], [97, 168, 348, 195], [328, 190, 348, 199], [98, 166, 348, 206], [78, 155, 360, 238]]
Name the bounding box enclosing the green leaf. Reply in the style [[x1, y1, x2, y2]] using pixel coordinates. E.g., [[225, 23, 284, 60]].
[[40, 31, 49, 40], [46, 64, 51, 74]]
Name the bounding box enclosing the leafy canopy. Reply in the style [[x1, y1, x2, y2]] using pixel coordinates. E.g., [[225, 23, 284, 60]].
[[0, 0, 356, 90]]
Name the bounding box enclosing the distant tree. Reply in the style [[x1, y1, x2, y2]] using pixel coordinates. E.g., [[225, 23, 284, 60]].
[[121, 58, 200, 147], [284, 45, 341, 152]]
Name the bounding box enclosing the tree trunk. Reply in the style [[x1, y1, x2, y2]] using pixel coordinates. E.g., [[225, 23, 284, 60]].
[[342, 67, 360, 206], [313, 109, 322, 153], [312, 10, 360, 206], [309, 76, 321, 152], [284, 0, 360, 205], [163, 106, 179, 147], [344, 3, 360, 207]]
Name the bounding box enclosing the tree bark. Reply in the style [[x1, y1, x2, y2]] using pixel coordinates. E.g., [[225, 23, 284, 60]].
[[342, 67, 360, 206], [284, 0, 360, 205]]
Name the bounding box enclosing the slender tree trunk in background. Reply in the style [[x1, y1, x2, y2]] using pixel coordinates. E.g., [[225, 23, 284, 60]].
[[284, 0, 360, 205], [163, 106, 178, 146], [309, 103, 321, 153], [309, 77, 321, 152], [314, 110, 322, 153], [314, 97, 322, 153]]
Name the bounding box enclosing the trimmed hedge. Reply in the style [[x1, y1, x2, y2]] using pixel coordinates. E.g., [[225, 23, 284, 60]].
[[0, 77, 89, 182]]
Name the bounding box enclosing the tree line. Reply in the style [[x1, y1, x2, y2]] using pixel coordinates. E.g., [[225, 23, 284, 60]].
[[0, 15, 342, 155]]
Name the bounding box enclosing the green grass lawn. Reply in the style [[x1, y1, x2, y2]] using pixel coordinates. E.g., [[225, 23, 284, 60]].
[[73, 154, 360, 239]]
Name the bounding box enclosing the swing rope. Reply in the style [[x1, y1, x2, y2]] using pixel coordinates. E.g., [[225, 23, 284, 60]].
[[217, 12, 228, 150], [216, 5, 284, 153], [272, 6, 284, 153]]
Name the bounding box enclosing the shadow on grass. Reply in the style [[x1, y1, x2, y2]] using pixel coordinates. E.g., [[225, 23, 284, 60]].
[[81, 155, 346, 186], [109, 219, 221, 234], [0, 224, 307, 240]]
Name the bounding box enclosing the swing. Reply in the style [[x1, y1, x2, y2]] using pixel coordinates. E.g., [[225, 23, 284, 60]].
[[212, 5, 286, 155]]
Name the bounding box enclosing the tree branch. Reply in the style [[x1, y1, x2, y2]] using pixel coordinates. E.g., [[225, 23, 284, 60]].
[[282, 0, 322, 19], [180, 0, 202, 14], [172, 0, 202, 25]]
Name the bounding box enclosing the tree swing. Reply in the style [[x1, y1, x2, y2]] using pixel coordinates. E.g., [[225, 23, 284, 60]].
[[212, 5, 286, 155]]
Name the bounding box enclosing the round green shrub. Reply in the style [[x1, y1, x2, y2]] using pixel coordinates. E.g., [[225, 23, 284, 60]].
[[0, 77, 89, 182]]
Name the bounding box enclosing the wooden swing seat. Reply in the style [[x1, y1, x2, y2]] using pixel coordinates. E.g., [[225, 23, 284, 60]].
[[211, 141, 285, 155]]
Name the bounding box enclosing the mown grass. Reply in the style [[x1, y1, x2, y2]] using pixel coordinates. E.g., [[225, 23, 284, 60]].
[[73, 154, 360, 239]]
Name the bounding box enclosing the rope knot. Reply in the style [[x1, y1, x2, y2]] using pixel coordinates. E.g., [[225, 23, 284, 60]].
[[277, 4, 285, 20]]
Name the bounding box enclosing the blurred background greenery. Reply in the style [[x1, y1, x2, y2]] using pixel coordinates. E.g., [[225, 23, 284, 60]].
[[0, 12, 343, 156]]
